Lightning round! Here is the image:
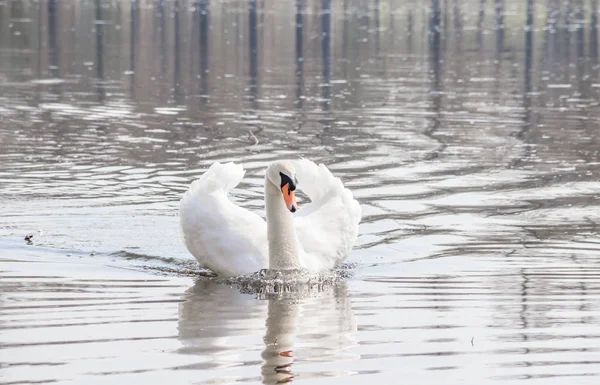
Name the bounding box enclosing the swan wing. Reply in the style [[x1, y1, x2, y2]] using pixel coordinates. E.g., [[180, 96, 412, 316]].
[[180, 162, 268, 277], [293, 159, 362, 271]]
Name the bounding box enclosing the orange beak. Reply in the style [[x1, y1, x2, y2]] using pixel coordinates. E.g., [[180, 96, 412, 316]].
[[281, 184, 297, 213]]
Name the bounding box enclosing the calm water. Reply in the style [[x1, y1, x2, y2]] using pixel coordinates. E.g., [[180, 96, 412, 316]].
[[2, 0, 600, 383]]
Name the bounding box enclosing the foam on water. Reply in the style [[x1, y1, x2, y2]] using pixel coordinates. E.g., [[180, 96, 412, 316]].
[[223, 265, 356, 298]]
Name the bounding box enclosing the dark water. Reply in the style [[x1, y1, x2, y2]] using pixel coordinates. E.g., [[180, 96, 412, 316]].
[[2, 0, 600, 384]]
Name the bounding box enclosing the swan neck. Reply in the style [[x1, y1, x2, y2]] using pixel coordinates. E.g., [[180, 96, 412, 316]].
[[265, 181, 301, 270]]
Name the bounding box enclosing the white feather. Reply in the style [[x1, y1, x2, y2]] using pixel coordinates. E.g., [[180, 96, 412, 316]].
[[293, 159, 362, 271], [180, 162, 268, 276]]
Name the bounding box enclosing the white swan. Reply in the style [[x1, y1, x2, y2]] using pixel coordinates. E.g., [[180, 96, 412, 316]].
[[179, 159, 361, 277]]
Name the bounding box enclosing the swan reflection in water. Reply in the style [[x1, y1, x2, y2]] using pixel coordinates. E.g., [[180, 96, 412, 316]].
[[178, 277, 356, 384], [261, 295, 300, 384]]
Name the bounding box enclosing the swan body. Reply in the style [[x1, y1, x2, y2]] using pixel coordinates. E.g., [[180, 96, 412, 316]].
[[179, 159, 361, 277]]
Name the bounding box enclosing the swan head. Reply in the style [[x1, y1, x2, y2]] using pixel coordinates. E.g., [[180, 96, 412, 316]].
[[266, 160, 298, 213]]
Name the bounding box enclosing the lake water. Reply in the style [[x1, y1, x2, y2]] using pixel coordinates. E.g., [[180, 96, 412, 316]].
[[2, 0, 600, 384]]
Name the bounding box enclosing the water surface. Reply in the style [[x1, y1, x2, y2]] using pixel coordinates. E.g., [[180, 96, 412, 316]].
[[2, 0, 600, 384]]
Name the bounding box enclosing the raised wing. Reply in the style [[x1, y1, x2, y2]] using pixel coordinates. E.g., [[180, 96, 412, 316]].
[[293, 159, 361, 271], [180, 162, 268, 276]]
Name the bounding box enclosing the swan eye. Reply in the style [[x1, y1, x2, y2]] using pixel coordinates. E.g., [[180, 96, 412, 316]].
[[279, 172, 296, 192]]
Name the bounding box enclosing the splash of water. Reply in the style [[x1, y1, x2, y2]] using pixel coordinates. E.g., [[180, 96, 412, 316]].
[[223, 264, 356, 299]]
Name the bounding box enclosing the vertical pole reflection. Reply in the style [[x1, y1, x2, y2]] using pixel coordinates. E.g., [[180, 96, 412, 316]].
[[443, 0, 448, 36], [453, 0, 462, 37], [495, 0, 504, 55], [521, 0, 534, 140], [576, 0, 585, 61], [35, 1, 43, 103], [321, 0, 331, 110], [544, 0, 559, 73], [563, 0, 573, 64], [525, 0, 533, 96], [198, 0, 209, 98], [249, 0, 258, 104], [130, 0, 139, 98], [375, 0, 380, 55], [295, 0, 304, 108], [47, 0, 61, 97], [427, 0, 443, 159], [342, 0, 349, 77], [478, 0, 486, 29], [375, 0, 385, 77], [95, 0, 105, 102], [407, 6, 413, 53], [430, 0, 441, 92], [519, 269, 530, 338], [494, 0, 504, 103], [158, 0, 167, 81], [174, 0, 182, 103], [453, 0, 463, 76], [591, 0, 598, 61], [261, 298, 298, 384], [48, 0, 58, 78], [575, 0, 585, 93], [477, 0, 486, 50], [0, 5, 5, 60]]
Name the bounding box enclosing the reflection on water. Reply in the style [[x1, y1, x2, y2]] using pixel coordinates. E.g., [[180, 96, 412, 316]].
[[178, 280, 355, 384], [2, 0, 600, 384], [262, 299, 297, 384]]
